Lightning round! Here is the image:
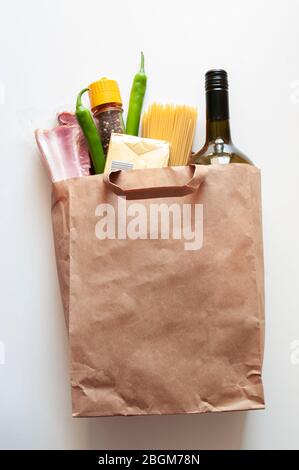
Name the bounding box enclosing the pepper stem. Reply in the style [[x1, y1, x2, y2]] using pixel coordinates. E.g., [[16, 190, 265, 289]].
[[76, 87, 89, 109], [140, 52, 145, 73]]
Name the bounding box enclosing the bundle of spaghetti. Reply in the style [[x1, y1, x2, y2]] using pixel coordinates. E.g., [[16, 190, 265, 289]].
[[142, 103, 197, 166]]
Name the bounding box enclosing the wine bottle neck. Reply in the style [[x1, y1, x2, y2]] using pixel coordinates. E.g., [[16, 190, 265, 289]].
[[206, 89, 232, 143], [206, 119, 231, 143]]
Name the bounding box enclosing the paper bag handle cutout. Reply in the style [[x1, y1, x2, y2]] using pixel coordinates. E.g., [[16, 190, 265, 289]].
[[104, 164, 207, 200]]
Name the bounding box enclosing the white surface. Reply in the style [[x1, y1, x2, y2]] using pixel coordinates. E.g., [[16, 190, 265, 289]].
[[0, 0, 299, 450]]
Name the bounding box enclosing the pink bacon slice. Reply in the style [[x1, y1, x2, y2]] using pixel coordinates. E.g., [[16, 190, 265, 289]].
[[35, 112, 90, 182], [57, 111, 78, 126]]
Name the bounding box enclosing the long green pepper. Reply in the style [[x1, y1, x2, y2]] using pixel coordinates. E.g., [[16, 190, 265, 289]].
[[76, 88, 106, 174], [126, 52, 147, 136]]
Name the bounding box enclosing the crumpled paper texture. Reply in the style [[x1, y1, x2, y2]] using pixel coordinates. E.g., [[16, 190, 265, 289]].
[[51, 164, 265, 417]]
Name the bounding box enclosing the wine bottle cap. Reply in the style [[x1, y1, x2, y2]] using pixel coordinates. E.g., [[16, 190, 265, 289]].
[[205, 70, 228, 92]]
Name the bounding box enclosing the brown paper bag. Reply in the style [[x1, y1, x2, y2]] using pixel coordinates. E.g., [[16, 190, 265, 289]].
[[52, 164, 265, 417]]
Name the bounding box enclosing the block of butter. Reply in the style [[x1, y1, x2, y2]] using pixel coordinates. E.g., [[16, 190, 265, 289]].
[[104, 133, 169, 174]]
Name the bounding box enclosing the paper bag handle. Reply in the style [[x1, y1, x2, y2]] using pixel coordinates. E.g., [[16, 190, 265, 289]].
[[103, 164, 207, 200]]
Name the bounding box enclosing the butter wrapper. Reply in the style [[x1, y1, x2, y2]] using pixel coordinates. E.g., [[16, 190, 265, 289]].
[[104, 133, 169, 174]]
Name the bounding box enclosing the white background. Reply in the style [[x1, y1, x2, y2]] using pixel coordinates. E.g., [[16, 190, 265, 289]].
[[0, 0, 299, 450]]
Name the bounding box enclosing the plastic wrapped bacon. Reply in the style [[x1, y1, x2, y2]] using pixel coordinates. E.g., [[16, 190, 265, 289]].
[[35, 112, 91, 182]]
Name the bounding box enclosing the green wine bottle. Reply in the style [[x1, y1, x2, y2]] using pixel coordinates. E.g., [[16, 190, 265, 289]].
[[191, 70, 253, 165]]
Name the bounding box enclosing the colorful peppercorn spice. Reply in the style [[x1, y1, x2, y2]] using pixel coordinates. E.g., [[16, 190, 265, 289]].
[[88, 78, 125, 156]]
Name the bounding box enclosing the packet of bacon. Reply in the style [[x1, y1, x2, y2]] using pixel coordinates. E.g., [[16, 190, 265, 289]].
[[35, 112, 90, 182]]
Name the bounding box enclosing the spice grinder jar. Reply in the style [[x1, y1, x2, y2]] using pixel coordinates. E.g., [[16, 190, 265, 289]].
[[88, 78, 125, 156]]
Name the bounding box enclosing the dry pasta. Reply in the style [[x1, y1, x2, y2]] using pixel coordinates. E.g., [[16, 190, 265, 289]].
[[142, 103, 197, 166]]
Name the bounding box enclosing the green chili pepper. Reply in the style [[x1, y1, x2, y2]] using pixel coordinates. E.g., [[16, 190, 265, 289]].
[[126, 52, 147, 136], [76, 88, 106, 174]]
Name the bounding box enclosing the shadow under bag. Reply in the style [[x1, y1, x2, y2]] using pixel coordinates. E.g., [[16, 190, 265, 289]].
[[52, 164, 265, 417]]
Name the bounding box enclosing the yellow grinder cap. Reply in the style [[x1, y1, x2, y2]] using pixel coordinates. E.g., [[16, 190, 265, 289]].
[[88, 77, 122, 109]]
